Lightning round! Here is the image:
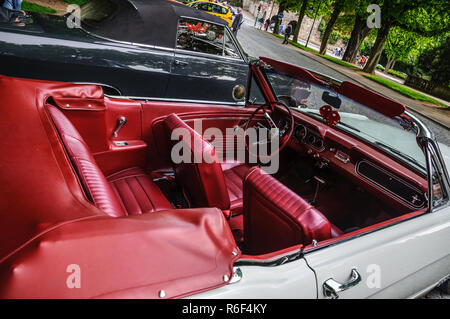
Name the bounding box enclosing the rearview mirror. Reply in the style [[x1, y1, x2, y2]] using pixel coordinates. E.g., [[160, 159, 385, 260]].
[[322, 91, 341, 109], [232, 85, 246, 102]]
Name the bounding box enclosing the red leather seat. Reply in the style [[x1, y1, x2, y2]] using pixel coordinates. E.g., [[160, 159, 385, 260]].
[[47, 105, 172, 217], [243, 167, 343, 255], [163, 113, 251, 217]]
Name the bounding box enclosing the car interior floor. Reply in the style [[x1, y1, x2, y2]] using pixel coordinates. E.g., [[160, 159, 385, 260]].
[[228, 149, 404, 251], [275, 152, 401, 233]]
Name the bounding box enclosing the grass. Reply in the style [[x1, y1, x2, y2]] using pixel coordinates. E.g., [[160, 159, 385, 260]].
[[318, 54, 361, 70], [62, 0, 90, 6], [22, 1, 57, 14], [362, 74, 448, 108], [272, 33, 318, 53], [387, 69, 407, 80]]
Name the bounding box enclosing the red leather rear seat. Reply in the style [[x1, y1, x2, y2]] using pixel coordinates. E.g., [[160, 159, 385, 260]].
[[47, 105, 172, 217], [243, 167, 343, 255]]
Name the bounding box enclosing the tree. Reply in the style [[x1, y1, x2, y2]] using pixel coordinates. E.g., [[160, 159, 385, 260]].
[[319, 0, 346, 55], [382, 27, 417, 73], [273, 0, 298, 35], [341, 0, 374, 63], [292, 0, 309, 43], [418, 36, 450, 85], [362, 1, 450, 74]]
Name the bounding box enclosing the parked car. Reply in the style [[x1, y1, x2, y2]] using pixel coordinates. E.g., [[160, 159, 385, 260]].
[[0, 54, 449, 298], [188, 0, 233, 27], [0, 0, 248, 104]]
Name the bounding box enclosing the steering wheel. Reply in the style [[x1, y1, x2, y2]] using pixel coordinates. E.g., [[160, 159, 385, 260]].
[[244, 101, 294, 159]]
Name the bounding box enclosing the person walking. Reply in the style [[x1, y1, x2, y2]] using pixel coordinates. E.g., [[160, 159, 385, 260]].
[[232, 8, 243, 36], [282, 23, 292, 45]]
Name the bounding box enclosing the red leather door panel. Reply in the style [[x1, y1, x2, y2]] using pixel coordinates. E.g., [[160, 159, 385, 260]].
[[51, 96, 148, 176]]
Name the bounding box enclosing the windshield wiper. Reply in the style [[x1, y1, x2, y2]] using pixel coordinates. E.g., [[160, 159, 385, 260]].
[[373, 141, 426, 170]]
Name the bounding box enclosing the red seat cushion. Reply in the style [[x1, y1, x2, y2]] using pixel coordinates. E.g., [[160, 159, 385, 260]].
[[163, 114, 251, 216], [221, 161, 252, 215], [107, 167, 173, 215], [48, 105, 171, 217], [243, 167, 342, 255]]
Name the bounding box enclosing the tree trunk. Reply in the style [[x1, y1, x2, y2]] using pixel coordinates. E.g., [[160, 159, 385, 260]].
[[362, 23, 391, 74], [319, 0, 344, 55], [292, 0, 308, 43], [384, 57, 396, 73], [273, 3, 286, 35], [342, 15, 371, 63]]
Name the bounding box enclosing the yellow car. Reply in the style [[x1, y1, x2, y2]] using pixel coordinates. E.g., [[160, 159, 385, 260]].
[[188, 1, 233, 27]]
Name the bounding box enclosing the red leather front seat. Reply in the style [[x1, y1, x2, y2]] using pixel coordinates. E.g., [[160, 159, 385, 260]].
[[47, 105, 173, 216], [243, 167, 343, 255], [163, 113, 251, 217]]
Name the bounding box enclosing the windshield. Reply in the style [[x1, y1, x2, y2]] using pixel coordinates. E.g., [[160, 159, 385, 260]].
[[264, 69, 426, 173]]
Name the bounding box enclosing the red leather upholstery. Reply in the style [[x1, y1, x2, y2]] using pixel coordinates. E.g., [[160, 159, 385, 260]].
[[163, 113, 250, 215], [221, 161, 251, 215], [107, 167, 173, 215], [48, 105, 171, 217], [243, 167, 342, 254]]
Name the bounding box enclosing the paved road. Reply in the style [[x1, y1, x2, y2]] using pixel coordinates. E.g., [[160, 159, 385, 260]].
[[236, 19, 450, 147]]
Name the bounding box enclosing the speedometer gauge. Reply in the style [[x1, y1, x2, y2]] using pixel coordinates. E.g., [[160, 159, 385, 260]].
[[294, 124, 307, 140]]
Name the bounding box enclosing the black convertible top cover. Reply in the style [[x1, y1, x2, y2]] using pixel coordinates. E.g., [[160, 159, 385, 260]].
[[85, 0, 228, 48]]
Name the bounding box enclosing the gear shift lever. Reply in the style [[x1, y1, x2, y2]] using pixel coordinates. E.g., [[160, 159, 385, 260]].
[[311, 176, 325, 206], [113, 116, 127, 138]]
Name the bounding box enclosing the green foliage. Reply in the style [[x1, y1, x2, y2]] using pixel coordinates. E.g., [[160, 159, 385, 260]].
[[329, 30, 340, 44], [63, 0, 90, 6], [384, 27, 417, 64], [22, 1, 57, 14], [376, 64, 385, 71], [341, 34, 350, 45], [417, 37, 450, 86], [387, 69, 407, 80], [362, 74, 448, 107], [359, 39, 373, 56]]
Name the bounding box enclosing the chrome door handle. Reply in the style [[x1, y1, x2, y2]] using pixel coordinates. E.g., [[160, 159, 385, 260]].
[[323, 268, 361, 299], [113, 116, 127, 137]]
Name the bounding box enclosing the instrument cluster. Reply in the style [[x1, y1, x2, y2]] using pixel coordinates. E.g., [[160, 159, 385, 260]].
[[293, 123, 324, 150]]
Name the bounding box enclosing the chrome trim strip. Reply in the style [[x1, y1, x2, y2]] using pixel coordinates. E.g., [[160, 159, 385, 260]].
[[105, 95, 245, 106], [73, 82, 122, 95], [355, 160, 426, 209]]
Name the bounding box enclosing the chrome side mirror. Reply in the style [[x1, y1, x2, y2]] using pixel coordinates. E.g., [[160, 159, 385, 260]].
[[232, 84, 246, 102]]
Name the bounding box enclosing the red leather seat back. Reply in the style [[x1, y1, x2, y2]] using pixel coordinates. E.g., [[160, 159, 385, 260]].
[[163, 113, 231, 210], [243, 167, 332, 255], [47, 105, 126, 217]]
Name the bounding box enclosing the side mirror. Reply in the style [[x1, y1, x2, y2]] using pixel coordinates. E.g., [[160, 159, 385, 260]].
[[322, 91, 341, 109], [232, 84, 246, 102]]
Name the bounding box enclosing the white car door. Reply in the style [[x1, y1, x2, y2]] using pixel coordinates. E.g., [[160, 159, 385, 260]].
[[189, 257, 317, 299], [304, 207, 450, 299]]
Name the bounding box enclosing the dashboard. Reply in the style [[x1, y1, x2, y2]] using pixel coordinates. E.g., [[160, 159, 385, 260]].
[[277, 113, 427, 212]]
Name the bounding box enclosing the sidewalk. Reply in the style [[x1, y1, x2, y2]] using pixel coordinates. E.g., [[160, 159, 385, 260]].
[[242, 10, 450, 129]]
